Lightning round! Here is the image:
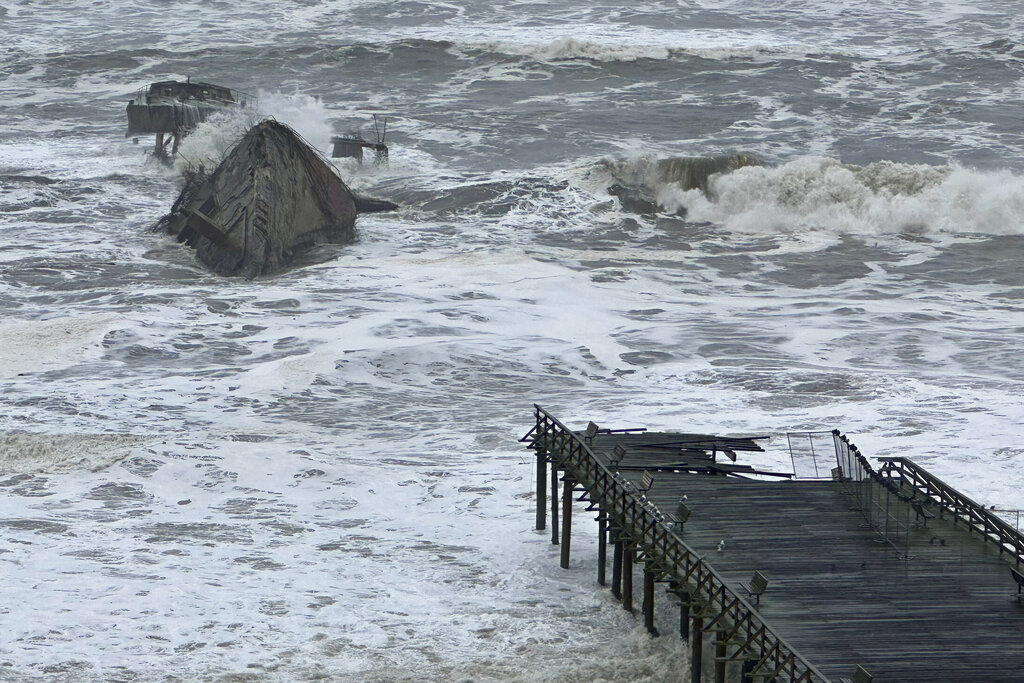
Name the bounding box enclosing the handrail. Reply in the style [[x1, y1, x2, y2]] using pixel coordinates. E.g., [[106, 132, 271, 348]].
[[530, 405, 829, 683], [879, 457, 1024, 566]]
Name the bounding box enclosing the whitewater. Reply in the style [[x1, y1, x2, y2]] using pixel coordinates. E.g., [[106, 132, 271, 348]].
[[1, 0, 1022, 680]]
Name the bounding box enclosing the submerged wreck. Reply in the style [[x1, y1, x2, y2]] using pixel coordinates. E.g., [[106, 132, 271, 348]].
[[126, 80, 251, 157], [156, 119, 394, 277]]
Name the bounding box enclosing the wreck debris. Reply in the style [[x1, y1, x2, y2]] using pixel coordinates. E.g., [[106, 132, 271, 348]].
[[126, 79, 252, 157], [156, 119, 392, 277], [331, 114, 389, 164]]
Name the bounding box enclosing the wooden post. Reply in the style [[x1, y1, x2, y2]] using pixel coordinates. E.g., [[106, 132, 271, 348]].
[[691, 615, 704, 683], [612, 531, 623, 599], [679, 590, 690, 642], [643, 566, 658, 635], [560, 477, 573, 569], [623, 544, 634, 612], [715, 631, 727, 683], [535, 450, 546, 531], [597, 514, 607, 585], [155, 132, 164, 156], [551, 460, 559, 545]]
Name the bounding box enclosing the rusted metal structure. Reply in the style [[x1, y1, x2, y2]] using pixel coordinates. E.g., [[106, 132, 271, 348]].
[[330, 115, 389, 164], [523, 405, 1024, 682], [125, 80, 252, 157]]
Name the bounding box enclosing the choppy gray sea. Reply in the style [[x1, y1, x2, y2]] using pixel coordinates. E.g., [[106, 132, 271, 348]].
[[1, 1, 1022, 679]]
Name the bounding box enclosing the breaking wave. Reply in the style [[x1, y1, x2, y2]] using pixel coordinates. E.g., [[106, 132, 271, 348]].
[[174, 91, 336, 172], [471, 36, 799, 63], [612, 155, 1024, 235], [599, 153, 761, 215]]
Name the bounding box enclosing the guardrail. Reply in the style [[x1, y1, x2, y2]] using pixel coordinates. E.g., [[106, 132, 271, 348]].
[[879, 457, 1024, 567], [530, 405, 828, 683]]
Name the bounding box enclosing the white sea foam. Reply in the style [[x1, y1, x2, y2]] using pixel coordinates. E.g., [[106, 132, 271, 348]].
[[3, 0, 1024, 680], [0, 314, 122, 378], [0, 431, 147, 474], [657, 156, 1024, 235]]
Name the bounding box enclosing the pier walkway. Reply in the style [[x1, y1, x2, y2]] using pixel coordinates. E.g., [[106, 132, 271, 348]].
[[524, 405, 1024, 682]]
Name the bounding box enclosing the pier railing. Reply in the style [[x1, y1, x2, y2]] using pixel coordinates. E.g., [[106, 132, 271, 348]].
[[878, 457, 1024, 567], [531, 405, 828, 683], [832, 432, 1024, 566]]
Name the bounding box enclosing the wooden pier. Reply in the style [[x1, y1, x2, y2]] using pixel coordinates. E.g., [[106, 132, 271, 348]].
[[523, 405, 1024, 682]]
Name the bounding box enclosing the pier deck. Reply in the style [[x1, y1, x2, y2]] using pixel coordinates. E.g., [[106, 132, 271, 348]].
[[526, 406, 1024, 682]]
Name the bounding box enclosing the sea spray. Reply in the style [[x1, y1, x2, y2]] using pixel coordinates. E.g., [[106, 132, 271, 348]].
[[174, 91, 336, 173]]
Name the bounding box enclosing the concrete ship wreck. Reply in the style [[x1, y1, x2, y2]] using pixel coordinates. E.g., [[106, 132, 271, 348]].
[[126, 80, 251, 157], [156, 119, 395, 277]]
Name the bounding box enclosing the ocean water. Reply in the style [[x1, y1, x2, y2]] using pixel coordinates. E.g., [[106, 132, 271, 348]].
[[1, 1, 1022, 680]]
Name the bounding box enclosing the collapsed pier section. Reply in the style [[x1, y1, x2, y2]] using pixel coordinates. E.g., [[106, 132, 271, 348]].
[[523, 405, 1024, 682]]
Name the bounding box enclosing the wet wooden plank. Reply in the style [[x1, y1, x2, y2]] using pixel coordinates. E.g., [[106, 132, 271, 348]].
[[608, 465, 1024, 681]]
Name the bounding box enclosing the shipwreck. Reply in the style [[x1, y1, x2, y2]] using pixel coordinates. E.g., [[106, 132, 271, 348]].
[[126, 79, 251, 157], [156, 119, 395, 277]]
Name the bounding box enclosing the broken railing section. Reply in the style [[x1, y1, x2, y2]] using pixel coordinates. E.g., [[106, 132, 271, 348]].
[[882, 459, 1024, 566], [830, 432, 1024, 566], [523, 405, 828, 683]]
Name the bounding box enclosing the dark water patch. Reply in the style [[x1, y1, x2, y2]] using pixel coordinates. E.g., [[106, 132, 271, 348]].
[[64, 548, 124, 563], [0, 174, 58, 185], [690, 368, 871, 406], [619, 350, 675, 366], [0, 474, 53, 497], [233, 555, 285, 571], [213, 497, 276, 519], [140, 521, 252, 545], [84, 482, 152, 507], [891, 236, 1024, 287], [694, 252, 759, 280], [623, 308, 665, 320], [0, 518, 70, 534]]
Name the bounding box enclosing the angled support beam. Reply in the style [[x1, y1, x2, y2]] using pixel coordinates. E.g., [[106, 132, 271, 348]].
[[728, 625, 766, 662]]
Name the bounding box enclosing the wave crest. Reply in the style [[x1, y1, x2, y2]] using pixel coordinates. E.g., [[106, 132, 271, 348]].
[[658, 156, 1024, 235]]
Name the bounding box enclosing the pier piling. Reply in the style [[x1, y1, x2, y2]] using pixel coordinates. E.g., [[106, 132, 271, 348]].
[[560, 476, 573, 568], [535, 450, 545, 531]]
